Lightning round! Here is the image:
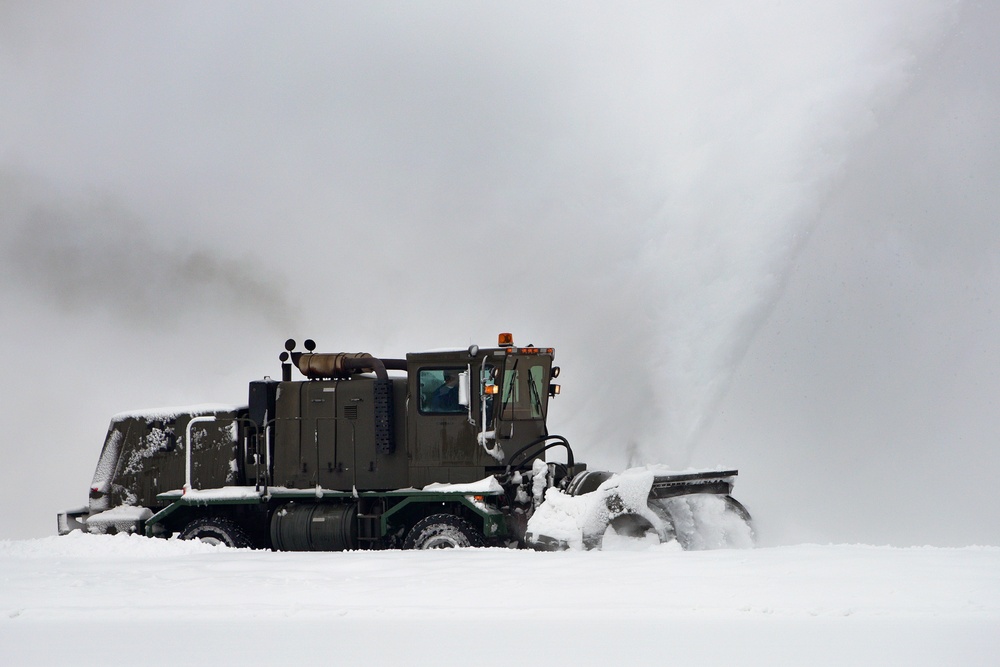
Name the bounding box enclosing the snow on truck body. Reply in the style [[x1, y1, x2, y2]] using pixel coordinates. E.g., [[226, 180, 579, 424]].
[[59, 335, 752, 551]]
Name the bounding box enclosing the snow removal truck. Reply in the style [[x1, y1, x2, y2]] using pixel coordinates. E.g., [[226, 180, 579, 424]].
[[58, 334, 752, 551]]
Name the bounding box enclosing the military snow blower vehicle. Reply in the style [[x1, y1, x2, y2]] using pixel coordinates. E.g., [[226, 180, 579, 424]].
[[58, 335, 752, 551]]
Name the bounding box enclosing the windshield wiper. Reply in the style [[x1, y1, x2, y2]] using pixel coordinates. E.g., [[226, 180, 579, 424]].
[[500, 357, 519, 418], [527, 369, 543, 416]]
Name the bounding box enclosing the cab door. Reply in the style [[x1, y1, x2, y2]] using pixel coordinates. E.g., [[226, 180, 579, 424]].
[[411, 366, 479, 480]]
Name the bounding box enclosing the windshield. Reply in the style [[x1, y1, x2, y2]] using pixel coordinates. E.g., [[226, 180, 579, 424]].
[[499, 356, 550, 421]]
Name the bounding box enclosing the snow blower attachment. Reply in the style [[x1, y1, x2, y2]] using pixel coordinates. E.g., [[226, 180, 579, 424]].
[[525, 467, 753, 550], [59, 334, 753, 551]]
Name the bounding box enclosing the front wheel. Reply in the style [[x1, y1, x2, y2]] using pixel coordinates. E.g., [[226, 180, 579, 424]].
[[178, 517, 252, 548], [403, 514, 485, 549]]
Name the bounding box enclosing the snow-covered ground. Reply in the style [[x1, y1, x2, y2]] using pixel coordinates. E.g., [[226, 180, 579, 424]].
[[2, 534, 996, 666]]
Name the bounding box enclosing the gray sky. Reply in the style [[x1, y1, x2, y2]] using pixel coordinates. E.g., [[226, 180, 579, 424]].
[[2, 1, 996, 545]]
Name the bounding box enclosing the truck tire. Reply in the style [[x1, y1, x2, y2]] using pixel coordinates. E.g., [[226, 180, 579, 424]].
[[402, 514, 485, 549], [178, 517, 252, 548]]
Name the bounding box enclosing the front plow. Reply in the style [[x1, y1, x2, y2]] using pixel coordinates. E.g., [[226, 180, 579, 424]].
[[524, 467, 753, 551]]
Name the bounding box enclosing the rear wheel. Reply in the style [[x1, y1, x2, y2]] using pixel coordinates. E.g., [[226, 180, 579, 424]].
[[403, 514, 485, 549], [178, 517, 252, 548]]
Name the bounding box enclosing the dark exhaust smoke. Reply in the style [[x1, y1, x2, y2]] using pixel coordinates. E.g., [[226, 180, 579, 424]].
[[1, 170, 297, 331]]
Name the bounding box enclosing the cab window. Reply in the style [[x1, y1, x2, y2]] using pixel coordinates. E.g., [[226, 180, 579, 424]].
[[418, 368, 465, 414]]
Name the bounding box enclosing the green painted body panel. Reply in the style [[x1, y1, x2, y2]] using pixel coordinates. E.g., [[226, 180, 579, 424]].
[[90, 408, 240, 514], [272, 377, 409, 491]]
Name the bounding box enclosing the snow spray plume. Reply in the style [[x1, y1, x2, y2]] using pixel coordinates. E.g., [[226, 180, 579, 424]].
[[554, 2, 958, 470], [0, 171, 298, 331]]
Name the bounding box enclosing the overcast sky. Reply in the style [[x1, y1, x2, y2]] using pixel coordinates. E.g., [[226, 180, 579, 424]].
[[2, 1, 996, 545]]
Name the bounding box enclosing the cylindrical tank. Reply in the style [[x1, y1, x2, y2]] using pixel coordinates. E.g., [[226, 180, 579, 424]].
[[269, 502, 358, 551]]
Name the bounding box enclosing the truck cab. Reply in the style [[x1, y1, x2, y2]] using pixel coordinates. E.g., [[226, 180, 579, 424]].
[[406, 340, 558, 487]]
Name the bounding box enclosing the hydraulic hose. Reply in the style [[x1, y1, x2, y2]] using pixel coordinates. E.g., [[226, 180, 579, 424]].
[[505, 435, 574, 473]]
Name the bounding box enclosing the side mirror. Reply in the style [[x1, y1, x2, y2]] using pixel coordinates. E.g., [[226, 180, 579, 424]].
[[458, 371, 471, 407]]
